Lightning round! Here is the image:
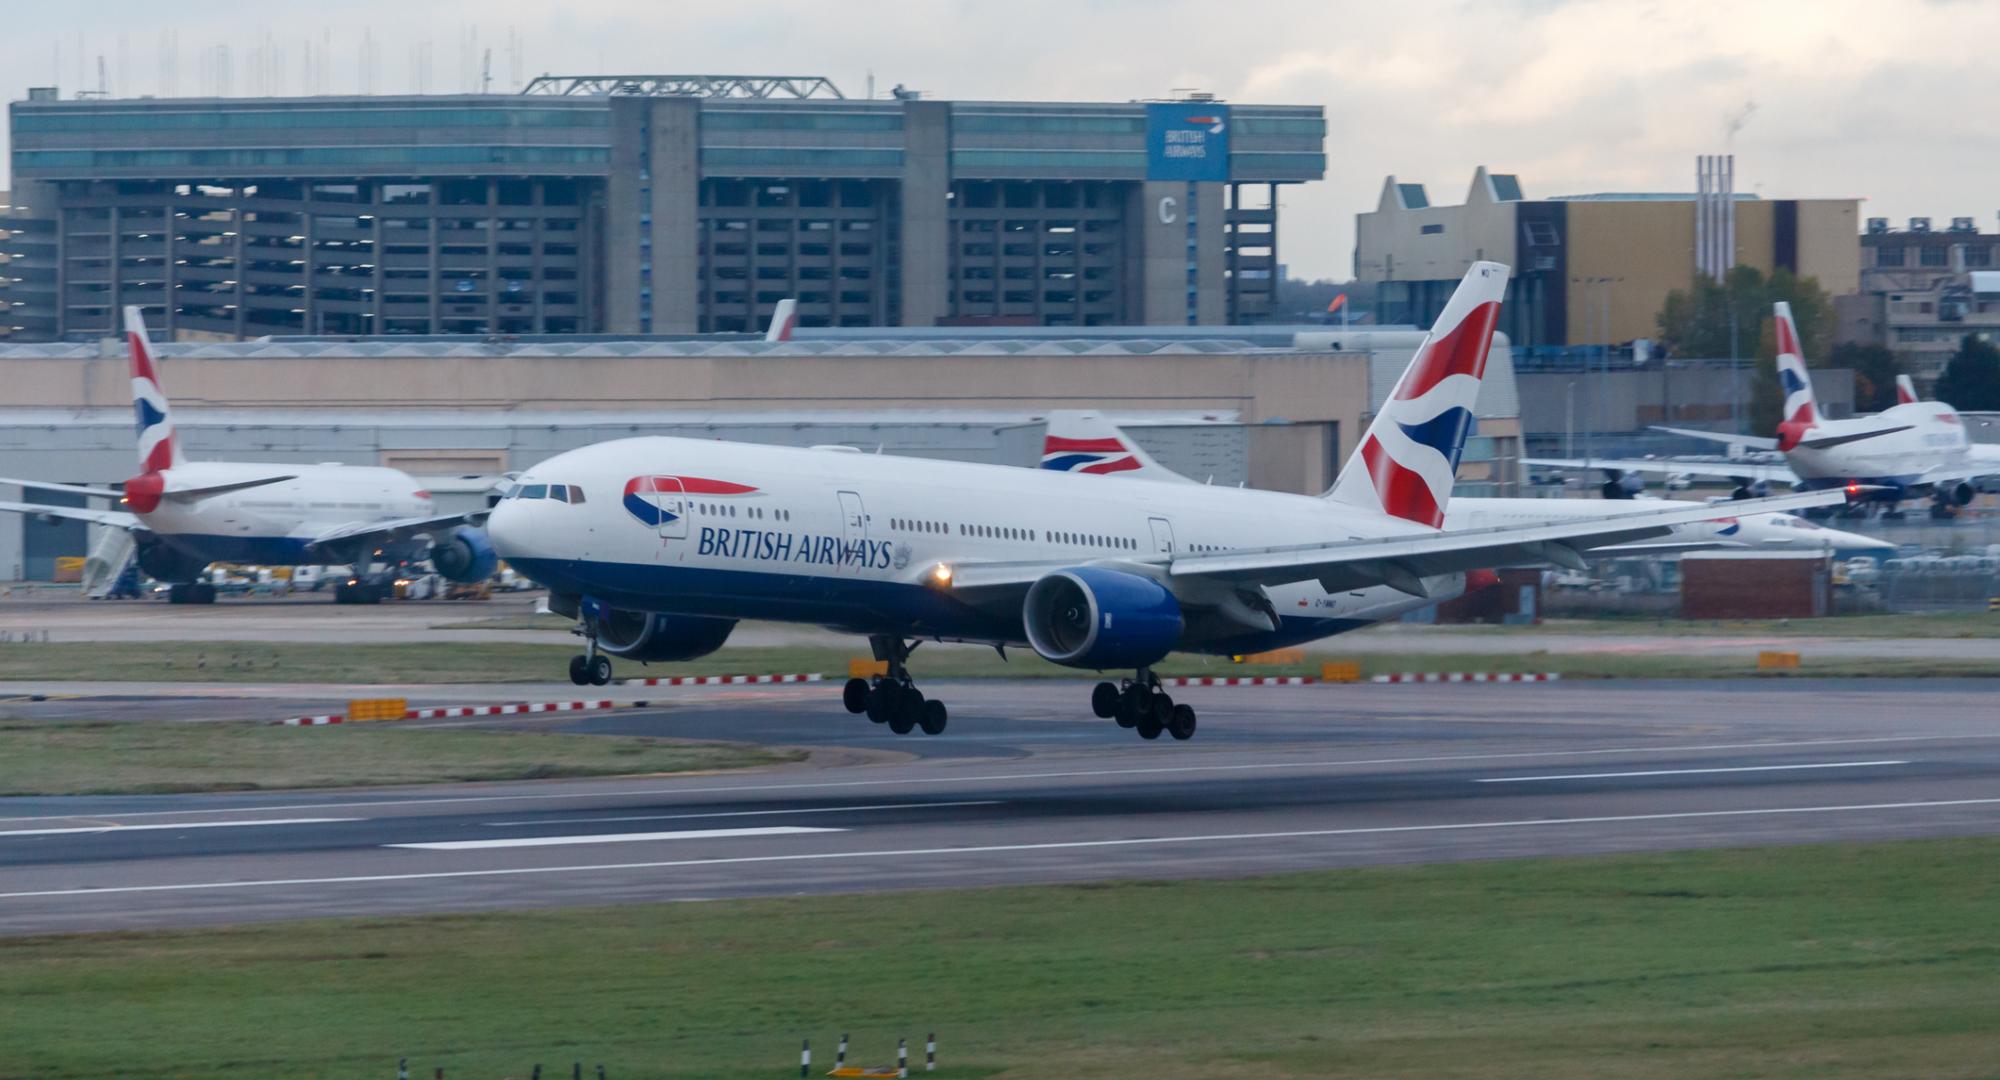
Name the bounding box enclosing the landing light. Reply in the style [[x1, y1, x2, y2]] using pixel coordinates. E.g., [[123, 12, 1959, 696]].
[[931, 563, 954, 586]]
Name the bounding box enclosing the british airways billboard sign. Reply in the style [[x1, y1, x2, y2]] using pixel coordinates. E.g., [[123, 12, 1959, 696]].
[[1146, 102, 1231, 182]]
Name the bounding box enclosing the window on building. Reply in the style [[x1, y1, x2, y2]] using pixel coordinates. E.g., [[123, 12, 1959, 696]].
[[1876, 246, 1906, 267], [1920, 245, 1949, 267]]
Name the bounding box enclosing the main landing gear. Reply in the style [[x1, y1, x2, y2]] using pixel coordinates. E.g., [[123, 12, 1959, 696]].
[[842, 636, 948, 736], [1092, 669, 1197, 741], [567, 625, 613, 686]]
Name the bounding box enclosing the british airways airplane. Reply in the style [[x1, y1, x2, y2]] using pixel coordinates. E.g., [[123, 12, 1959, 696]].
[[487, 263, 1844, 740], [1528, 302, 2000, 517], [0, 308, 496, 603]]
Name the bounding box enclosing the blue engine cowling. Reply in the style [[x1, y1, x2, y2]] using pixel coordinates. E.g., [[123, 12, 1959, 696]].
[[593, 609, 737, 662], [1023, 567, 1183, 670], [429, 526, 499, 583]]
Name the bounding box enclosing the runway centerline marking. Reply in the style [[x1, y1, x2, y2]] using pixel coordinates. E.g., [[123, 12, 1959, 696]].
[[480, 800, 1000, 828], [0, 817, 355, 838], [0, 732, 1989, 825], [1476, 760, 1911, 784], [6, 797, 1999, 900], [389, 825, 842, 851]]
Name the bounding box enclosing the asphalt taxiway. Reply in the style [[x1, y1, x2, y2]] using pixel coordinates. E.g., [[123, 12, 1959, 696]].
[[2, 678, 1997, 935]]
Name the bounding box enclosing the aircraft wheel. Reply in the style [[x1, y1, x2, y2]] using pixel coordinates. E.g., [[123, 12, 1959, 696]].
[[568, 655, 590, 686], [588, 655, 613, 686], [919, 698, 949, 736], [842, 677, 871, 714], [865, 682, 892, 724], [1168, 704, 1198, 741], [1115, 687, 1145, 728], [1136, 711, 1165, 740], [1091, 681, 1120, 719], [888, 688, 920, 735]]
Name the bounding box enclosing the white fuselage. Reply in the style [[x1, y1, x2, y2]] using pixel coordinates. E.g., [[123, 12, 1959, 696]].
[[1784, 403, 1973, 490], [139, 461, 434, 565], [489, 437, 1461, 654], [1447, 497, 1894, 556]]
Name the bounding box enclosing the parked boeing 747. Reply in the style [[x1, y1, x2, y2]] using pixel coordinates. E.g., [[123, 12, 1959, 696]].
[[0, 308, 498, 603], [487, 263, 1847, 740]]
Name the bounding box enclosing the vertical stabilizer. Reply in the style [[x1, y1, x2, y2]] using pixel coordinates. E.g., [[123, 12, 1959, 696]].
[[124, 306, 185, 473], [764, 298, 798, 343], [1896, 373, 1919, 405], [1041, 412, 1196, 483], [1324, 262, 1508, 527], [1772, 301, 1819, 428]]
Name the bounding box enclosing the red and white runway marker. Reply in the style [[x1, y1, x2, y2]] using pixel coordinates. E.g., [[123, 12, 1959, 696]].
[[277, 699, 619, 726], [1163, 676, 1315, 687], [1370, 672, 1562, 684]]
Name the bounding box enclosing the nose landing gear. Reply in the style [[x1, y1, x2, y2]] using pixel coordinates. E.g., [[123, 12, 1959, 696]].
[[1093, 669, 1196, 741], [567, 623, 613, 686], [841, 636, 948, 735]]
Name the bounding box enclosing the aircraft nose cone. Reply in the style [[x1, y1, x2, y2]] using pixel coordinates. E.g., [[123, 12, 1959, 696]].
[[486, 499, 529, 558]]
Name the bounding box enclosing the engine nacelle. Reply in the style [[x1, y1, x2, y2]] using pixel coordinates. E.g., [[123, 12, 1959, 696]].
[[1950, 481, 1976, 507], [592, 609, 737, 662], [429, 526, 499, 583], [1023, 567, 1183, 670], [135, 538, 209, 584], [1601, 472, 1644, 500]]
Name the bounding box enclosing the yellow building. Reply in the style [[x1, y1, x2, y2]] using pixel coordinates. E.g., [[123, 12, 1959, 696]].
[[1354, 168, 1859, 354]]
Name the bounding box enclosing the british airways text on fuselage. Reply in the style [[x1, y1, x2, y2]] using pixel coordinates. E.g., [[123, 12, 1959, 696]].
[[696, 525, 896, 570]]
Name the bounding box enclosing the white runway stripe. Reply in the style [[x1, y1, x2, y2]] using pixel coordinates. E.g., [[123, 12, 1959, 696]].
[[389, 825, 842, 851], [480, 800, 1000, 828], [5, 797, 1997, 899], [1476, 760, 1911, 784], [0, 817, 354, 838]]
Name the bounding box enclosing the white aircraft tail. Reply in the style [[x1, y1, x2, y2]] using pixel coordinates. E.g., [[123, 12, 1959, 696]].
[[763, 299, 798, 343], [1896, 373, 1919, 405], [1324, 261, 1508, 528], [1040, 412, 1196, 483], [1772, 301, 1819, 428], [124, 306, 186, 473]]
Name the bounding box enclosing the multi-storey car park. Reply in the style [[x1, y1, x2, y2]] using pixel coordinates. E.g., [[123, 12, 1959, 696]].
[[3, 76, 1325, 341]]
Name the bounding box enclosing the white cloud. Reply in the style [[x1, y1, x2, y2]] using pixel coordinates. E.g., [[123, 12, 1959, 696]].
[[4, 0, 1995, 280]]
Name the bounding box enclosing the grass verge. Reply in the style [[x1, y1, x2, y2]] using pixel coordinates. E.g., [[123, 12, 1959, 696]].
[[4, 838, 1997, 1078], [1, 639, 1998, 683], [0, 721, 800, 795]]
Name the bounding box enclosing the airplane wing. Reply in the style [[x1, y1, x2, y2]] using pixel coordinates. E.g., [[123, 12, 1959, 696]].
[[0, 500, 143, 530], [308, 510, 491, 551], [0, 473, 296, 504], [1649, 425, 1781, 452], [1522, 456, 1801, 486], [1159, 488, 1847, 594], [952, 488, 1848, 596]]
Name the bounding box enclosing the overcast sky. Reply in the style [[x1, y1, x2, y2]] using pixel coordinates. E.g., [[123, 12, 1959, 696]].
[[4, 1, 1992, 280]]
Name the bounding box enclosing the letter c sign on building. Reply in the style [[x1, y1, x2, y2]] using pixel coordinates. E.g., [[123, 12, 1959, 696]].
[[1157, 196, 1179, 225]]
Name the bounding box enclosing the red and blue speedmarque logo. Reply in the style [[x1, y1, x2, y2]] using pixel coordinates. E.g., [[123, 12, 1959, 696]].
[[622, 475, 760, 527]]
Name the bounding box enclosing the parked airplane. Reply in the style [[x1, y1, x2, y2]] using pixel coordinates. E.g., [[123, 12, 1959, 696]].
[[0, 308, 497, 603], [1040, 413, 1896, 557], [488, 262, 1845, 740], [1526, 302, 2000, 518]]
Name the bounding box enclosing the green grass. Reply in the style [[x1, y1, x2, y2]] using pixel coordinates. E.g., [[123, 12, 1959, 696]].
[[1, 638, 1999, 684], [0, 721, 799, 795], [4, 838, 1997, 1078]]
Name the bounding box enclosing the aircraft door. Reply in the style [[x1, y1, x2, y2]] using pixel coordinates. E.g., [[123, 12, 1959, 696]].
[[652, 477, 688, 541], [837, 490, 868, 569], [1149, 517, 1176, 556]]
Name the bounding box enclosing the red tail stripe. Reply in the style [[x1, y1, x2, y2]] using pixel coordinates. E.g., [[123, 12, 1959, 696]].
[[128, 331, 160, 382], [1044, 436, 1127, 453], [1080, 457, 1142, 475], [1359, 436, 1443, 528], [1393, 301, 1501, 402]]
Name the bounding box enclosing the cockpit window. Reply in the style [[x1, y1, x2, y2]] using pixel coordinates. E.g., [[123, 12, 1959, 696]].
[[550, 484, 568, 502], [520, 484, 548, 500], [502, 484, 523, 500], [567, 486, 586, 504]]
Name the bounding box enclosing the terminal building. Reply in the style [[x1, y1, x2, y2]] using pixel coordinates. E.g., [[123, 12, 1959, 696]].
[[1354, 167, 1861, 356], [3, 77, 1326, 341]]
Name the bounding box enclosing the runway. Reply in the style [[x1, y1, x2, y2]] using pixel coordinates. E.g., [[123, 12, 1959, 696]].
[[2, 678, 1998, 935]]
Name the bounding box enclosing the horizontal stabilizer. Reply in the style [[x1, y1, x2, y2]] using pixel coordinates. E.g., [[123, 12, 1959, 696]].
[[164, 475, 298, 503], [0, 476, 126, 501], [0, 499, 143, 530]]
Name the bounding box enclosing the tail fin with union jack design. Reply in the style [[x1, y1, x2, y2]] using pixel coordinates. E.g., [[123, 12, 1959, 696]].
[[124, 306, 186, 474], [1323, 261, 1508, 528]]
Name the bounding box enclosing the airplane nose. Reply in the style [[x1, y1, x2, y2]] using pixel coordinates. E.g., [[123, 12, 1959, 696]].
[[486, 499, 530, 558]]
